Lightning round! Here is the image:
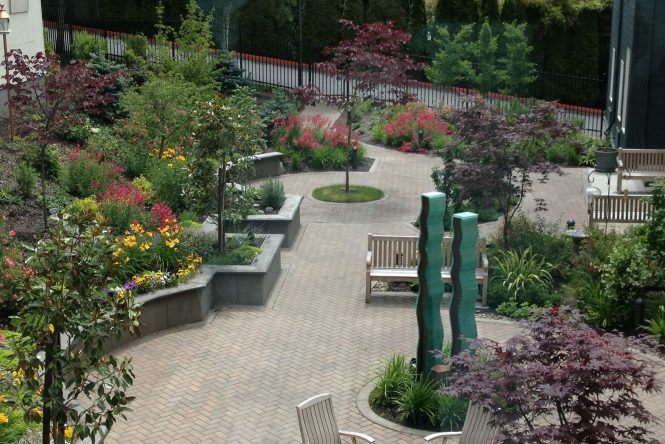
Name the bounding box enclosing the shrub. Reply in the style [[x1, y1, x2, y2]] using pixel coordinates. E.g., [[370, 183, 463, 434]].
[[206, 244, 262, 266], [493, 248, 554, 305], [379, 102, 451, 152], [258, 88, 298, 145], [72, 31, 106, 60], [272, 114, 362, 171], [446, 306, 662, 443], [98, 181, 148, 232], [258, 178, 286, 210], [64, 147, 121, 198], [86, 53, 131, 121], [64, 196, 101, 222], [59, 115, 93, 143], [396, 377, 439, 428], [131, 175, 154, 204], [644, 305, 665, 345], [372, 353, 414, 408], [22, 142, 61, 180], [15, 162, 37, 198], [145, 154, 189, 213], [213, 51, 248, 95], [436, 394, 468, 432]]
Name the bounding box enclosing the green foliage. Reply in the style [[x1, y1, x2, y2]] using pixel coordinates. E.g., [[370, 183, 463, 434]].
[[643, 305, 665, 345], [496, 300, 542, 319], [86, 53, 131, 121], [396, 377, 439, 428], [437, 394, 468, 432], [206, 243, 262, 265], [64, 196, 101, 222], [213, 51, 248, 95], [10, 215, 140, 443], [125, 34, 149, 60], [146, 157, 189, 213], [499, 22, 537, 96], [258, 89, 297, 146], [643, 179, 665, 263], [22, 142, 61, 181], [59, 115, 94, 144], [493, 248, 554, 307], [64, 148, 119, 198], [258, 178, 286, 209], [72, 31, 106, 60], [131, 175, 154, 204], [174, 0, 216, 85], [426, 24, 476, 87], [15, 162, 37, 198], [475, 21, 500, 93], [372, 354, 414, 408]]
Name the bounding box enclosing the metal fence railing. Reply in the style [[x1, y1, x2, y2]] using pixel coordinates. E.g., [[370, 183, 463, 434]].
[[44, 20, 606, 136]]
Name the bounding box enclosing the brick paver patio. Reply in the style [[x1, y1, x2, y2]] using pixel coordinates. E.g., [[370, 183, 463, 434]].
[[105, 139, 665, 443]]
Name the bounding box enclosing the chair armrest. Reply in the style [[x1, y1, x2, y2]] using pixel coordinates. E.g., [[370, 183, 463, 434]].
[[339, 430, 375, 443], [366, 251, 372, 268], [617, 159, 624, 169], [424, 431, 463, 442], [481, 252, 488, 270]]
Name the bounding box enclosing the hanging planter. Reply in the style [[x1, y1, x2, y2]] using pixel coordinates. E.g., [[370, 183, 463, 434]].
[[594, 148, 619, 173]]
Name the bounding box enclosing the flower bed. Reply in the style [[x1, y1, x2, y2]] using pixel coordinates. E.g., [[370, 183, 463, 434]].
[[372, 102, 452, 153], [272, 114, 365, 171]]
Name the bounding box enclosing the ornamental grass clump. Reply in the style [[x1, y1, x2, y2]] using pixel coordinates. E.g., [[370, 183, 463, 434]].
[[445, 306, 662, 444]]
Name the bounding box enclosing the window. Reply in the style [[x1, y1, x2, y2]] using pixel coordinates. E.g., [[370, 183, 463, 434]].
[[617, 59, 625, 123], [621, 48, 631, 134], [608, 48, 616, 104]]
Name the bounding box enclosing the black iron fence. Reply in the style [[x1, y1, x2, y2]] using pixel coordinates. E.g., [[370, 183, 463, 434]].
[[44, 21, 606, 136]]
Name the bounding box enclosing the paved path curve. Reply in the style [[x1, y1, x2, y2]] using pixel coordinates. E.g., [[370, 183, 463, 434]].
[[105, 140, 665, 443]]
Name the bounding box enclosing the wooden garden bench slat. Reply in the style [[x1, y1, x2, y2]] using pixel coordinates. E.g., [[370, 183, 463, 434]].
[[617, 148, 665, 193], [365, 234, 488, 306], [587, 191, 653, 226]]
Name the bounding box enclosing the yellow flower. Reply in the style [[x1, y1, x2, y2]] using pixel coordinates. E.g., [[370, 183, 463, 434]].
[[32, 408, 42, 417], [64, 426, 74, 439], [123, 235, 137, 248], [0, 412, 8, 424], [139, 242, 151, 252], [112, 247, 123, 257], [165, 238, 180, 248], [48, 324, 55, 334], [146, 231, 154, 237], [167, 163, 174, 168], [0, 395, 7, 403]]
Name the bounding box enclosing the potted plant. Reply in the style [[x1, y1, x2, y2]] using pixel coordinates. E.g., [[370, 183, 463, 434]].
[[594, 147, 619, 173]]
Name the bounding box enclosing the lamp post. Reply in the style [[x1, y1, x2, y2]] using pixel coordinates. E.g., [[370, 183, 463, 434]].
[[0, 4, 12, 141]]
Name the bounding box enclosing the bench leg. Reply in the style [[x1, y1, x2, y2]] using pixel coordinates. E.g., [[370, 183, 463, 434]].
[[481, 278, 488, 307], [366, 274, 372, 303], [616, 170, 623, 194]]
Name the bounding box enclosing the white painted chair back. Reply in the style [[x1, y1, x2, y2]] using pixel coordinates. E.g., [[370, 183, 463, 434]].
[[297, 393, 342, 444], [460, 403, 497, 444]]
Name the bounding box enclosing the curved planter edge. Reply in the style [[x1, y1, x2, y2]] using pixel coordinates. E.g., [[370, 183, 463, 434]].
[[104, 234, 284, 352]]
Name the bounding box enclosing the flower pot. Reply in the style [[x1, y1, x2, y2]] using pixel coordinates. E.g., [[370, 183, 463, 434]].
[[594, 148, 618, 173]]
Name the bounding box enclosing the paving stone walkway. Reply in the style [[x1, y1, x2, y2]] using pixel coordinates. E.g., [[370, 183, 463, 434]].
[[105, 137, 665, 443]]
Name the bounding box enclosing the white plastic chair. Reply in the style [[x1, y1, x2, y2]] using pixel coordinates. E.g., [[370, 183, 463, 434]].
[[424, 403, 498, 443], [297, 393, 375, 444]]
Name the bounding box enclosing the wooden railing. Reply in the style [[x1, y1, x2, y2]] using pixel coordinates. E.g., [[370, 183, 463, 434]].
[[588, 192, 653, 226]]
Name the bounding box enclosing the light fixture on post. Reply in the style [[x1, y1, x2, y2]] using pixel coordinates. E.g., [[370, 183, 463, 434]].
[[0, 3, 12, 141]]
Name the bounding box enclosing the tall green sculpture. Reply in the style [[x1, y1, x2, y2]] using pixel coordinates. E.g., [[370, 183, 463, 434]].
[[416, 192, 446, 377], [449, 212, 479, 356]]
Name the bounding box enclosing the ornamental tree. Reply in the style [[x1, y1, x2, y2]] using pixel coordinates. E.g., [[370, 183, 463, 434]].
[[444, 306, 662, 443], [302, 20, 422, 192], [6, 50, 121, 231], [189, 89, 265, 252], [9, 214, 140, 444], [432, 98, 573, 245]]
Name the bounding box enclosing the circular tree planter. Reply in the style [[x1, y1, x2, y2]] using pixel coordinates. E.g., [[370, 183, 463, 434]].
[[312, 185, 384, 203]]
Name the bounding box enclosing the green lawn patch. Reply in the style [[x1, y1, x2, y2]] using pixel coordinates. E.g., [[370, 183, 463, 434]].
[[312, 185, 384, 203]]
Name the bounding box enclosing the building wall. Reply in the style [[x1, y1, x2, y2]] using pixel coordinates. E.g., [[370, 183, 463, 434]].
[[7, 0, 45, 60]]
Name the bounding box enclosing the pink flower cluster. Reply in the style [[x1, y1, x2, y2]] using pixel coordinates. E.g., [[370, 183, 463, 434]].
[[272, 114, 360, 151], [99, 182, 146, 207], [384, 103, 451, 152], [150, 203, 176, 229]]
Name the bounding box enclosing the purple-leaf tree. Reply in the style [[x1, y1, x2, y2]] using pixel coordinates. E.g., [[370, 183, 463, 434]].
[[299, 20, 422, 191], [6, 50, 121, 231], [433, 98, 572, 245], [443, 306, 662, 443]]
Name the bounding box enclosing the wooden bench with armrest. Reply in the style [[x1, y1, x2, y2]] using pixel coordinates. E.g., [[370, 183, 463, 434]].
[[617, 148, 665, 193], [365, 234, 488, 306]]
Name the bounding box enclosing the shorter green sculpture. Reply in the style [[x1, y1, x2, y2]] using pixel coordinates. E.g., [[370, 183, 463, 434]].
[[449, 212, 479, 356], [416, 192, 445, 377]]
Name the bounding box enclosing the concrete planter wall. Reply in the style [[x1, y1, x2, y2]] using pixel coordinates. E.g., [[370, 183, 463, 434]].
[[105, 234, 284, 351], [226, 194, 303, 248], [250, 152, 284, 180]]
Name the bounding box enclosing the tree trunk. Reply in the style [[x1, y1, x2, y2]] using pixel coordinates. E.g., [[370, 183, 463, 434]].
[[345, 108, 352, 192], [217, 164, 227, 253], [41, 143, 48, 233]]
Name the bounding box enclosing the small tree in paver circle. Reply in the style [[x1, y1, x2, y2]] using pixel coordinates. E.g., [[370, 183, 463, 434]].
[[443, 306, 662, 443], [299, 20, 422, 192]]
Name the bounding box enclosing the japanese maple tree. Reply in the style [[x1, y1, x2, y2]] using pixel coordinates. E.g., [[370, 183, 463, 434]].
[[303, 20, 422, 191], [432, 98, 572, 244], [443, 306, 662, 443], [6, 50, 120, 230]]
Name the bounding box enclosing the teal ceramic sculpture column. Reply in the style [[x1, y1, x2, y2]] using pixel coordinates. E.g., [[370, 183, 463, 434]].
[[449, 212, 479, 356], [416, 192, 445, 377]]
